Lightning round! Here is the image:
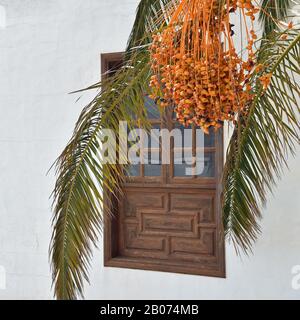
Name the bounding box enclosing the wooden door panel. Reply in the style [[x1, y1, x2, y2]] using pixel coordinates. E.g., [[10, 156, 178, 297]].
[[123, 192, 166, 217], [140, 211, 197, 236], [105, 187, 225, 276]]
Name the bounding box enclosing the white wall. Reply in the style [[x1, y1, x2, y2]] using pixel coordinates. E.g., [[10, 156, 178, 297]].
[[0, 0, 299, 300]]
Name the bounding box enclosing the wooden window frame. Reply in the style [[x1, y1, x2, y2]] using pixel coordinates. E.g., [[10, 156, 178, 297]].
[[101, 52, 124, 79], [102, 52, 226, 278]]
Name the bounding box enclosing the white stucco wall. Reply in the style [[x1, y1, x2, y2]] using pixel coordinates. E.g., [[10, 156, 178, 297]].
[[0, 0, 299, 300]]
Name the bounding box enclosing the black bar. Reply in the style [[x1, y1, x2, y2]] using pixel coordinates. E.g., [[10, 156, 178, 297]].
[[0, 300, 299, 319]]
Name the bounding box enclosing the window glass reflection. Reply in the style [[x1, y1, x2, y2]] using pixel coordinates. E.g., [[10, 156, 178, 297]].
[[145, 96, 161, 119]]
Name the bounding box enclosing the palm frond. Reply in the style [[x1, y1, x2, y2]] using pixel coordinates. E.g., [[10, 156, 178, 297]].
[[223, 29, 300, 253], [50, 48, 152, 300], [126, 0, 177, 50], [259, 0, 293, 37], [50, 0, 177, 300], [50, 0, 300, 299]]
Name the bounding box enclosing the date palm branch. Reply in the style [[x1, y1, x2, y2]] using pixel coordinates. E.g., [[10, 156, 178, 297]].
[[50, 0, 172, 300], [50, 0, 300, 300], [223, 0, 300, 252]]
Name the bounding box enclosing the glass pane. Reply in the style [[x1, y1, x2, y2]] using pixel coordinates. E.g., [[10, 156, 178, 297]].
[[173, 124, 193, 177], [126, 164, 140, 177], [172, 123, 216, 177], [194, 126, 215, 148], [144, 123, 162, 177], [124, 96, 160, 121], [174, 148, 194, 177], [174, 164, 189, 177], [144, 164, 161, 176], [204, 127, 216, 147], [149, 123, 161, 147], [145, 96, 161, 119], [196, 152, 215, 177], [126, 127, 141, 177]]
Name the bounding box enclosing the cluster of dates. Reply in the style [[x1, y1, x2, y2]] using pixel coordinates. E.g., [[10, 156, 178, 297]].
[[150, 0, 259, 133]]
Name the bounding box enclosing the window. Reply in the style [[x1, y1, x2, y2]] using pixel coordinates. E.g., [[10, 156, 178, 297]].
[[102, 53, 225, 277]]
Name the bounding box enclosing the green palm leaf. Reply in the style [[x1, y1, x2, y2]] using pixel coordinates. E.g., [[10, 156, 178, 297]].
[[126, 0, 177, 50], [259, 0, 293, 37], [50, 0, 174, 300], [51, 0, 300, 299], [222, 0, 298, 253], [50, 49, 152, 299], [223, 29, 300, 253]]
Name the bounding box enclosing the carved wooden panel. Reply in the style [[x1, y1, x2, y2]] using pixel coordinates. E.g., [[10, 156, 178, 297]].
[[107, 188, 225, 277]]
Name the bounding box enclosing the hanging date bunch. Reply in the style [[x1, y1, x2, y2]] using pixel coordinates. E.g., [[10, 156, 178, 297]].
[[150, 0, 259, 133]]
